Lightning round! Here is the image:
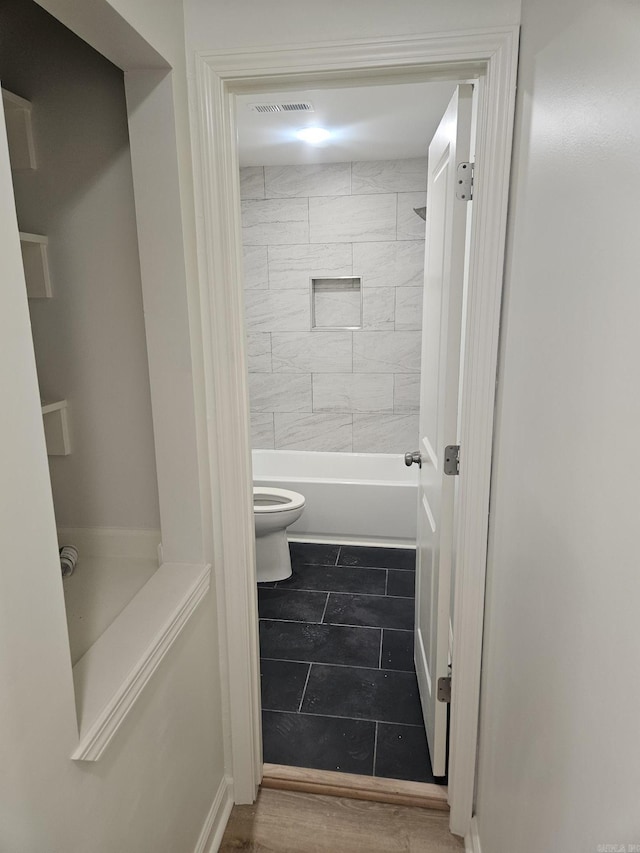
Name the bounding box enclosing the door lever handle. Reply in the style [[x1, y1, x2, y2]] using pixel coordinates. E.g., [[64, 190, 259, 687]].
[[404, 451, 422, 468]]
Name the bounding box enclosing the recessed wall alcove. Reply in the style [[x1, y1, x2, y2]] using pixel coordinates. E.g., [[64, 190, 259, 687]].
[[0, 0, 210, 764], [311, 276, 362, 330]]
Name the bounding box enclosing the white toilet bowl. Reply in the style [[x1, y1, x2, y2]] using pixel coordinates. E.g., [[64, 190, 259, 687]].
[[253, 486, 305, 582]]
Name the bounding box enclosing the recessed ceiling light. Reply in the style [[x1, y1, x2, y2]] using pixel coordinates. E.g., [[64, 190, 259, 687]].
[[296, 127, 331, 144]]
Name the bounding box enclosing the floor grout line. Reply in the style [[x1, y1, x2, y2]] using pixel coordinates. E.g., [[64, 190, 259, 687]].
[[380, 627, 415, 634], [335, 565, 416, 573], [319, 592, 330, 624], [262, 588, 414, 600], [275, 589, 391, 597], [378, 629, 384, 669], [262, 706, 424, 728], [286, 561, 415, 573], [261, 618, 381, 629], [260, 655, 412, 675], [297, 663, 313, 713], [260, 617, 412, 631]]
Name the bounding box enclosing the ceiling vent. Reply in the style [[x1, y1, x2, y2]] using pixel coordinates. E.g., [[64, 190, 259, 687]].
[[248, 102, 314, 113]]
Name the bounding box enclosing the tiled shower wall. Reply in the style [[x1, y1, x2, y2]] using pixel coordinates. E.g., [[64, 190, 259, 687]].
[[241, 159, 426, 454]]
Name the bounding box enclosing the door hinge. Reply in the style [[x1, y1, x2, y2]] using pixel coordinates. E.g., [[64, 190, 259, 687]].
[[444, 445, 460, 476], [437, 676, 452, 703], [456, 162, 474, 201]]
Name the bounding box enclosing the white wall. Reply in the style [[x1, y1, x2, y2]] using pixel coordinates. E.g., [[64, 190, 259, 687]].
[[185, 0, 520, 53], [475, 0, 640, 849], [0, 1, 227, 850], [2, 0, 160, 530]]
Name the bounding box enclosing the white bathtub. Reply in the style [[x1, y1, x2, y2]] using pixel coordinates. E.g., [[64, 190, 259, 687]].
[[252, 449, 418, 547]]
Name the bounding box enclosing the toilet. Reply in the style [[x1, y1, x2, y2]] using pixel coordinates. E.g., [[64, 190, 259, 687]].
[[253, 487, 305, 582]]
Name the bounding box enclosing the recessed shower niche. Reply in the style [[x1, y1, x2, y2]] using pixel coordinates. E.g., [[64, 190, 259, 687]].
[[311, 276, 362, 330]]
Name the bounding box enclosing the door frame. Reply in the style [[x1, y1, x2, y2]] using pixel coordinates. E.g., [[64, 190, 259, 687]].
[[192, 27, 519, 838]]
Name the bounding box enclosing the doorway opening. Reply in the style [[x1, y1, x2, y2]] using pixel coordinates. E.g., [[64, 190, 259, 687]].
[[194, 29, 518, 838], [236, 78, 463, 786]]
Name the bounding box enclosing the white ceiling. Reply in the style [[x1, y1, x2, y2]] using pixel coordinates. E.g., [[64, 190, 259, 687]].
[[236, 80, 458, 166]]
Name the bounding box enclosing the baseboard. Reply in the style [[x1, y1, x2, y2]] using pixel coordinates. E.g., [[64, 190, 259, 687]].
[[262, 764, 448, 811], [288, 534, 416, 550], [465, 817, 482, 853], [194, 776, 234, 853], [57, 526, 161, 560]]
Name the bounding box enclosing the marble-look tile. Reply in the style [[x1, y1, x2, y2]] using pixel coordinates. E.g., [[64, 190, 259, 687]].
[[246, 332, 272, 373], [268, 243, 352, 290], [362, 288, 395, 330], [274, 413, 352, 452], [313, 373, 393, 414], [244, 289, 310, 332], [353, 241, 425, 288], [394, 374, 420, 413], [351, 158, 427, 194], [395, 287, 423, 330], [239, 166, 265, 199], [241, 198, 309, 246], [271, 332, 352, 373], [352, 414, 419, 453], [265, 163, 351, 198], [353, 332, 422, 373], [250, 413, 274, 449], [397, 192, 427, 241], [353, 242, 395, 288], [242, 245, 269, 289], [313, 282, 361, 329], [249, 373, 312, 412], [395, 241, 425, 286], [309, 195, 397, 244]]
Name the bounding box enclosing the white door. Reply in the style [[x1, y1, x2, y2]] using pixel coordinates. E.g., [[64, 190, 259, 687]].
[[412, 84, 473, 777]]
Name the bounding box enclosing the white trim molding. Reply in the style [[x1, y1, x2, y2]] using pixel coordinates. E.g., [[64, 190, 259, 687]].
[[465, 817, 482, 853], [289, 535, 416, 549], [192, 27, 519, 827], [193, 777, 234, 853], [72, 562, 210, 761]]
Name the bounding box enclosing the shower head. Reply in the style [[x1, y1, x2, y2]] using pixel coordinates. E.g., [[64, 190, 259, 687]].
[[413, 206, 427, 221]]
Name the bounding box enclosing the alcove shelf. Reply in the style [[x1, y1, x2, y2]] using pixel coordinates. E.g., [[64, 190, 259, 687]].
[[311, 276, 363, 330], [2, 88, 37, 171], [41, 400, 71, 456], [20, 232, 52, 298]]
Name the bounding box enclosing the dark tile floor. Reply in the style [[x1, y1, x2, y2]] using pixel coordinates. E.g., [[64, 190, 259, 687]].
[[258, 542, 446, 784]]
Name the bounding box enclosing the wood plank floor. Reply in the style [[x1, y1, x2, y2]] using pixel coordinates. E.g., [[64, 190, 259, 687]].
[[219, 788, 464, 852]]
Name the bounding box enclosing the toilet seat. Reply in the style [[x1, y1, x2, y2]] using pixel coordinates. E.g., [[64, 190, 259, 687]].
[[253, 486, 305, 513]]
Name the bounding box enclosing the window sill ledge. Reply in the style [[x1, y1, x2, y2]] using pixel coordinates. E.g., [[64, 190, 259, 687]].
[[71, 562, 211, 761]]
